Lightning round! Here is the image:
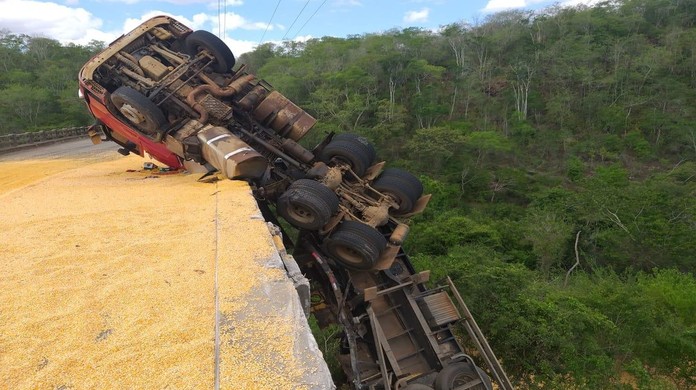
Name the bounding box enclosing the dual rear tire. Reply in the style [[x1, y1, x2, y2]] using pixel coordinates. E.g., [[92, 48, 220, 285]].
[[276, 179, 386, 271], [320, 133, 376, 177], [277, 179, 338, 230], [280, 133, 423, 271], [323, 221, 387, 271], [372, 168, 423, 215]]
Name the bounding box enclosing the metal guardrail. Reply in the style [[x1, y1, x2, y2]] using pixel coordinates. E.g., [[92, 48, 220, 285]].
[[0, 127, 88, 153]]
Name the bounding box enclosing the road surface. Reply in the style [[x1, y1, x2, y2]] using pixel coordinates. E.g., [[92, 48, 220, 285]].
[[0, 137, 117, 161]]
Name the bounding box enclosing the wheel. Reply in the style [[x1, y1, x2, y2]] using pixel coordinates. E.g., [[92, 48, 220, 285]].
[[332, 133, 376, 163], [277, 179, 339, 230], [323, 221, 386, 270], [372, 168, 423, 215], [319, 133, 375, 177], [185, 30, 236, 73], [434, 363, 492, 390], [110, 86, 167, 137]]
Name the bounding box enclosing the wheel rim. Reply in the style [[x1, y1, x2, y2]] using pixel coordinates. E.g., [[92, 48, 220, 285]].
[[114, 101, 158, 135], [287, 203, 317, 225], [118, 103, 146, 125], [451, 373, 483, 389], [333, 244, 365, 266]]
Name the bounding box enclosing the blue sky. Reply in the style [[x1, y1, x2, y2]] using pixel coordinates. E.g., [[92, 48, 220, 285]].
[[0, 0, 597, 55]]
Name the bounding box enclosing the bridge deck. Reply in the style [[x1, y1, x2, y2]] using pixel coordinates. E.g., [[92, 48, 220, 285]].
[[0, 151, 332, 389]]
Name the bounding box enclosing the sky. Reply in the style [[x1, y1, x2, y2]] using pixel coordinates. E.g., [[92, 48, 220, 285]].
[[0, 0, 599, 56]]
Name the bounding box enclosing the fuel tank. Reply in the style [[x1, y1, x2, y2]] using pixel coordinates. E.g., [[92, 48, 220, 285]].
[[197, 126, 267, 180]]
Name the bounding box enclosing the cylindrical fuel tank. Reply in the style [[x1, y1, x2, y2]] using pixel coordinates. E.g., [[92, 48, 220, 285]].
[[252, 90, 316, 141], [197, 126, 267, 180]]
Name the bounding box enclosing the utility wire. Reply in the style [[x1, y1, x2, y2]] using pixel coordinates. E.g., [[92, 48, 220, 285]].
[[293, 0, 329, 40], [281, 0, 311, 41], [260, 0, 283, 44], [217, 0, 222, 37], [223, 0, 227, 39], [217, 0, 227, 38]]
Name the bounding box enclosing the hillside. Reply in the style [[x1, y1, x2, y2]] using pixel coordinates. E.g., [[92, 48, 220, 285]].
[[238, 1, 696, 387]]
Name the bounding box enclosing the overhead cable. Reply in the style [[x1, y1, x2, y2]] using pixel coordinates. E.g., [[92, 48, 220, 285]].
[[260, 0, 283, 44], [217, 0, 222, 37], [223, 0, 227, 39], [293, 0, 329, 39], [281, 0, 311, 41]]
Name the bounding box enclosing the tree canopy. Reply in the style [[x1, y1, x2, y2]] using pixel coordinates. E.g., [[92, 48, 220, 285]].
[[0, 31, 103, 134], [239, 0, 695, 387]]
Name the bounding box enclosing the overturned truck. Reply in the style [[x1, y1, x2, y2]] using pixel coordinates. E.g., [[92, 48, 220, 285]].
[[78, 15, 513, 390]]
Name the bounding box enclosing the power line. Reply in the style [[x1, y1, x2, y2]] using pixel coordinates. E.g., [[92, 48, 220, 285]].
[[293, 0, 329, 40], [281, 0, 311, 41], [260, 0, 282, 44], [217, 0, 222, 37], [223, 0, 228, 38], [217, 0, 227, 38]]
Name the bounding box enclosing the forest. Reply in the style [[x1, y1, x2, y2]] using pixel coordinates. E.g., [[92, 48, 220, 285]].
[[1, 0, 694, 388]]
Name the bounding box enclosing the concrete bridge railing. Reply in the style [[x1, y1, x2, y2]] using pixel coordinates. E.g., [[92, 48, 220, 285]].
[[0, 127, 88, 153]]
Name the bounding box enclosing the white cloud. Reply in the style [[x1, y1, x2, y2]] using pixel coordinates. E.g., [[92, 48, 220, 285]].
[[122, 11, 204, 32], [483, 0, 528, 12], [293, 35, 313, 43], [0, 3, 262, 54], [121, 10, 271, 33], [222, 37, 257, 56], [121, 11, 269, 55], [167, 12, 278, 33], [404, 8, 430, 23], [0, 0, 113, 43]]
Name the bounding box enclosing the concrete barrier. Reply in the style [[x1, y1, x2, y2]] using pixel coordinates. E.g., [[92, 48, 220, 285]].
[[0, 126, 88, 153]]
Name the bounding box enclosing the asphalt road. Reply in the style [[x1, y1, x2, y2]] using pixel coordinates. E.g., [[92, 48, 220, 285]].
[[0, 138, 118, 161]]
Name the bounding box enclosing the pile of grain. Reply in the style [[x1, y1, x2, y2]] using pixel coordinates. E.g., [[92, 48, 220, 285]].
[[0, 155, 332, 388]]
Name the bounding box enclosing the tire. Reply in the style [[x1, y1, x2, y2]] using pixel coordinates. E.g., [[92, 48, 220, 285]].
[[110, 86, 167, 137], [319, 133, 375, 177], [185, 30, 236, 73], [277, 179, 339, 230], [434, 363, 492, 390], [332, 133, 376, 163], [372, 168, 423, 215], [323, 221, 386, 270]]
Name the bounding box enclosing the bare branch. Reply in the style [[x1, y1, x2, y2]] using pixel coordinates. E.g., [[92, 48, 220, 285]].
[[459, 167, 473, 200], [564, 230, 581, 288], [605, 208, 634, 240], [668, 158, 686, 175]]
